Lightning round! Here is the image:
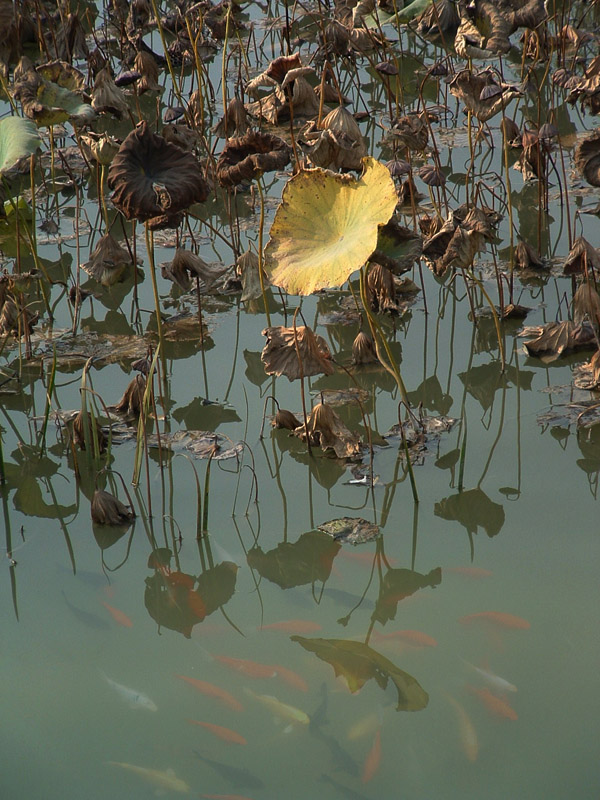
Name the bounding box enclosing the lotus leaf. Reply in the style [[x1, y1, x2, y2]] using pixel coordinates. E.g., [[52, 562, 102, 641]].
[[318, 516, 380, 544], [291, 636, 429, 711], [13, 62, 95, 126], [522, 320, 596, 362], [264, 157, 397, 296], [261, 325, 335, 381], [247, 532, 340, 588], [371, 567, 442, 624], [0, 117, 42, 175], [107, 121, 210, 229]]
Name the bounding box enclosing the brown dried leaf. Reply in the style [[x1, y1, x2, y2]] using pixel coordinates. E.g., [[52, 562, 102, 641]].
[[523, 320, 596, 362], [295, 401, 362, 459], [449, 68, 521, 122], [114, 374, 146, 416], [91, 489, 135, 525], [107, 121, 209, 228], [575, 128, 600, 188], [573, 349, 600, 390], [261, 325, 335, 381], [352, 331, 378, 365], [573, 281, 600, 327], [216, 130, 291, 187], [563, 236, 600, 276], [81, 234, 134, 286]]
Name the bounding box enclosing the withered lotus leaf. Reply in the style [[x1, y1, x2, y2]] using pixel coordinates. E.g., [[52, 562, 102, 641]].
[[514, 240, 547, 270], [367, 263, 400, 314], [261, 325, 335, 381], [563, 236, 600, 275], [81, 233, 135, 286], [91, 489, 135, 525], [575, 128, 600, 187], [295, 401, 362, 459], [522, 320, 596, 362], [273, 409, 301, 430], [449, 68, 521, 122], [107, 121, 209, 228], [91, 67, 129, 118], [79, 132, 120, 165], [236, 249, 268, 302], [574, 349, 600, 391], [352, 331, 378, 365], [216, 130, 291, 187], [73, 410, 106, 452], [573, 281, 600, 327], [114, 374, 146, 416], [318, 516, 380, 544], [161, 248, 225, 292]]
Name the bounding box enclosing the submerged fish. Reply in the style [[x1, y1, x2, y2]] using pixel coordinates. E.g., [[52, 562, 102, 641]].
[[461, 659, 517, 693], [444, 566, 493, 579], [188, 719, 247, 745], [347, 710, 383, 741], [309, 683, 329, 733], [459, 611, 530, 630], [312, 727, 360, 777], [194, 752, 264, 790], [108, 762, 189, 792], [272, 665, 308, 692], [371, 629, 437, 648], [444, 692, 479, 762], [467, 686, 518, 720], [214, 655, 276, 680], [361, 729, 382, 783], [243, 687, 310, 726], [176, 674, 243, 711], [62, 592, 110, 630], [259, 620, 322, 634], [102, 601, 133, 628], [101, 672, 157, 711]]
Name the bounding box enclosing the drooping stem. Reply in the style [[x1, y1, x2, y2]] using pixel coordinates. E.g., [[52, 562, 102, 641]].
[[144, 223, 168, 392], [255, 177, 271, 327]]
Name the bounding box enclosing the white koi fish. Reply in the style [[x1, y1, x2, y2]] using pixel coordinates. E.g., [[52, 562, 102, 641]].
[[108, 762, 189, 793], [243, 687, 309, 726], [101, 671, 158, 711], [460, 659, 517, 693]]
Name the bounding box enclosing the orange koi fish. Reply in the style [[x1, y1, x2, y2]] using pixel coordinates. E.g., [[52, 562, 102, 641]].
[[214, 655, 276, 680], [467, 686, 518, 720], [187, 719, 247, 745], [272, 665, 308, 692], [444, 567, 493, 578], [372, 629, 437, 648], [361, 729, 381, 783], [260, 620, 322, 634], [444, 693, 479, 762], [459, 612, 530, 630], [102, 602, 133, 628], [176, 675, 243, 711], [201, 795, 255, 800]]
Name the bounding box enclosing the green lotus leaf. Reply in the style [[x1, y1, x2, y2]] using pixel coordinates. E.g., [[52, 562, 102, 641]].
[[35, 81, 96, 126], [264, 157, 397, 296], [0, 117, 42, 175]]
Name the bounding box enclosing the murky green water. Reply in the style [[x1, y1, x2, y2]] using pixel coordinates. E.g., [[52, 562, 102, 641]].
[[2, 2, 600, 799]]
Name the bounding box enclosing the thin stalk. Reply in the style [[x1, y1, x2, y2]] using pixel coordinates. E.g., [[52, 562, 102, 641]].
[[255, 177, 271, 326], [144, 223, 168, 391]]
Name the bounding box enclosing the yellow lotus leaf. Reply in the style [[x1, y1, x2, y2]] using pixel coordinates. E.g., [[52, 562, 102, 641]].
[[264, 157, 397, 296]]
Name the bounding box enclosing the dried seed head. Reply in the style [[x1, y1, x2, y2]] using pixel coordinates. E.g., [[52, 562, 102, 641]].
[[73, 410, 106, 453], [91, 489, 135, 525]]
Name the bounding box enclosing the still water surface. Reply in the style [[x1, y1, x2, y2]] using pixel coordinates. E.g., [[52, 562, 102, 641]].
[[2, 1, 600, 799]]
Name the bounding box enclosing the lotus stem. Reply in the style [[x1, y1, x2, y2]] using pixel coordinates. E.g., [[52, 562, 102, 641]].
[[148, 0, 187, 112], [465, 268, 505, 371], [144, 222, 168, 392], [37, 346, 57, 455], [292, 306, 312, 458], [255, 178, 271, 327]]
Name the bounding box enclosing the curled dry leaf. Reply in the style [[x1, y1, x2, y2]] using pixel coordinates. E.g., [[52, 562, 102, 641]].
[[352, 331, 379, 365], [273, 409, 301, 430], [134, 50, 160, 93], [261, 325, 335, 381], [573, 281, 600, 327], [161, 248, 225, 292], [514, 240, 547, 270], [236, 249, 268, 302], [91, 489, 135, 525], [216, 130, 291, 187], [107, 121, 210, 229], [91, 67, 129, 118], [301, 105, 367, 171], [212, 96, 249, 138], [81, 233, 135, 286], [389, 112, 428, 152], [73, 410, 107, 452], [79, 132, 121, 165], [295, 401, 362, 459], [162, 123, 201, 152], [0, 294, 39, 336], [114, 374, 146, 416], [449, 68, 522, 122], [563, 236, 600, 276], [522, 320, 597, 362], [367, 263, 400, 314], [575, 129, 600, 187]]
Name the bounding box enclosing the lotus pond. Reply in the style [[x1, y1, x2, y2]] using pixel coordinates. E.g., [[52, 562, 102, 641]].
[[1, 1, 600, 798]]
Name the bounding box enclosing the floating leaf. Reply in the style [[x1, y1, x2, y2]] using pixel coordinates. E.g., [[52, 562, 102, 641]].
[[291, 637, 429, 711], [522, 320, 596, 362], [294, 401, 363, 459], [261, 325, 335, 381], [0, 117, 42, 175], [264, 157, 397, 296], [318, 517, 380, 545]]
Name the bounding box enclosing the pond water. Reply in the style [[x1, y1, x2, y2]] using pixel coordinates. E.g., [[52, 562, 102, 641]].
[[1, 2, 600, 799]]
